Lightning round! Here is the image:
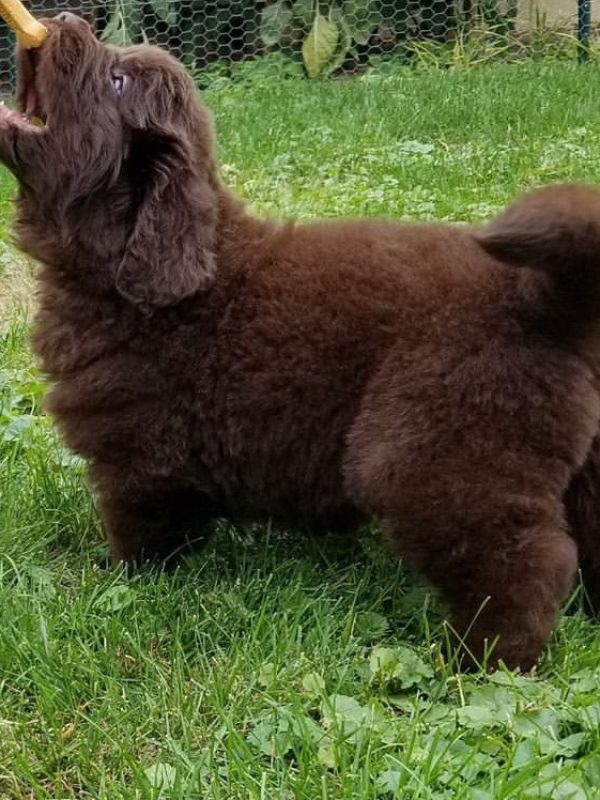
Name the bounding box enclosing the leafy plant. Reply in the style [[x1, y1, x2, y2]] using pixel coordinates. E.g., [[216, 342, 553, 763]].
[[100, 0, 144, 46], [100, 0, 264, 66], [260, 0, 382, 77], [101, 0, 179, 46], [94, 0, 576, 86]]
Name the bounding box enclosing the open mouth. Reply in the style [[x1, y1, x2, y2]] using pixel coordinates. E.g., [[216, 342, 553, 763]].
[[15, 46, 47, 126]]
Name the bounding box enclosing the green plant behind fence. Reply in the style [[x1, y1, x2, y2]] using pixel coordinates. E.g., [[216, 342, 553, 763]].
[[96, 0, 555, 78]]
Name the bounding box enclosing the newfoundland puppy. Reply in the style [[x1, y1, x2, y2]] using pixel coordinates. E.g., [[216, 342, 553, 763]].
[[2, 12, 600, 670]]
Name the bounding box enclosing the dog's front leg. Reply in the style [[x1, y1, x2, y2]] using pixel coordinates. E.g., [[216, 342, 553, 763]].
[[0, 104, 46, 179], [91, 469, 218, 567]]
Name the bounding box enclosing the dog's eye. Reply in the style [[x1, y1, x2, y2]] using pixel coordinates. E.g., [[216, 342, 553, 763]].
[[110, 73, 129, 97]]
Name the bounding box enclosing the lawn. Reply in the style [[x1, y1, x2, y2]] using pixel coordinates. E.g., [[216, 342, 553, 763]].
[[2, 63, 600, 799]]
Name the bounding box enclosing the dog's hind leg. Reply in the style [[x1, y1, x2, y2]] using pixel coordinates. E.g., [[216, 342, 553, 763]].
[[566, 434, 600, 614], [344, 340, 598, 670], [348, 463, 577, 670], [381, 505, 577, 671]]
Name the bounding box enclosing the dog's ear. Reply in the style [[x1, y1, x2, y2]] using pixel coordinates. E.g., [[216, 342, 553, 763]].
[[115, 127, 218, 310], [113, 60, 219, 310]]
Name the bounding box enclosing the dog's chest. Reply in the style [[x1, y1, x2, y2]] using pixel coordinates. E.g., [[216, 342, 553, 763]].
[[44, 342, 194, 477]]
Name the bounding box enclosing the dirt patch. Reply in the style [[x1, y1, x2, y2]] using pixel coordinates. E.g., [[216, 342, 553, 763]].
[[0, 245, 36, 332], [517, 0, 580, 26]]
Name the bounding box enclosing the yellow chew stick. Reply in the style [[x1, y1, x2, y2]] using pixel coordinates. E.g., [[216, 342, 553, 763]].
[[0, 0, 47, 48]]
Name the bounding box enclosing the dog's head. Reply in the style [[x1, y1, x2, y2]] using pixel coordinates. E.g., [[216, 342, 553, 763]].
[[10, 13, 219, 309]]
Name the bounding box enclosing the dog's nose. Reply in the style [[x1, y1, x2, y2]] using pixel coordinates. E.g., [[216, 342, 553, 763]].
[[55, 11, 79, 24]]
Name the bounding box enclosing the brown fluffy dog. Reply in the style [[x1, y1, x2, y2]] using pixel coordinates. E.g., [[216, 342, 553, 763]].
[[2, 13, 600, 670]]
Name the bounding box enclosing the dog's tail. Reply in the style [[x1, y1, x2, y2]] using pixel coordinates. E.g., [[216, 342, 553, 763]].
[[476, 183, 600, 329]]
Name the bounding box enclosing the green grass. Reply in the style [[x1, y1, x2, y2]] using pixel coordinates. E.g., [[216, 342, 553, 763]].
[[2, 64, 600, 799]]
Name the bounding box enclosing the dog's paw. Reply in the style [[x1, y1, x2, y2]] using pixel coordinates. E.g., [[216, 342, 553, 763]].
[[0, 100, 23, 126], [0, 100, 38, 130]]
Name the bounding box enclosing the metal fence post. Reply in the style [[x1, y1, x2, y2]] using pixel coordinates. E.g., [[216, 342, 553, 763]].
[[579, 0, 592, 61]]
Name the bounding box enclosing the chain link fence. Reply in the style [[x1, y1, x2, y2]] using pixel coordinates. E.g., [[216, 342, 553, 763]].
[[0, 0, 590, 89]]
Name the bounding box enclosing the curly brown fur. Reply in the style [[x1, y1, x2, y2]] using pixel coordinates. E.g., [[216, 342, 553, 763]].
[[2, 12, 600, 671], [565, 435, 600, 614]]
